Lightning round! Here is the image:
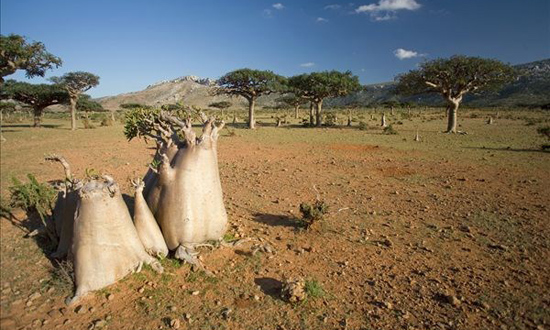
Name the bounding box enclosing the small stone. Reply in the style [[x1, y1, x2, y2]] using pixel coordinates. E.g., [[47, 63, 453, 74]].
[[221, 307, 232, 320], [74, 305, 86, 314], [445, 294, 461, 307], [89, 307, 96, 313], [253, 295, 260, 301], [32, 319, 42, 327], [47, 309, 61, 318], [63, 319, 71, 325], [93, 319, 107, 328], [170, 318, 180, 329], [29, 292, 41, 301], [184, 313, 191, 320], [107, 294, 114, 301], [191, 291, 200, 296], [105, 315, 112, 321], [138, 287, 145, 293], [59, 308, 67, 315], [169, 306, 177, 312]]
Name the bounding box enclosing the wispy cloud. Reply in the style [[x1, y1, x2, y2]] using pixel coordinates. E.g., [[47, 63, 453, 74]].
[[324, 4, 341, 10], [356, 0, 421, 21], [316, 17, 329, 23], [394, 48, 425, 60], [300, 62, 315, 67], [272, 3, 284, 10]]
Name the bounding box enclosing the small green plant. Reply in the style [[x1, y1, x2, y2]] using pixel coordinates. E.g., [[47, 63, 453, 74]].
[[358, 121, 368, 131], [304, 279, 325, 298], [9, 174, 57, 242], [299, 200, 328, 229], [383, 124, 398, 135]]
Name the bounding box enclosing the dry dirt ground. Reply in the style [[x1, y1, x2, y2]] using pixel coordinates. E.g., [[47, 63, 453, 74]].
[[1, 110, 549, 330]]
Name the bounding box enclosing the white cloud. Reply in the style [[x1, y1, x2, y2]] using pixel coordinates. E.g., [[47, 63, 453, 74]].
[[356, 0, 420, 20], [394, 48, 424, 60], [300, 62, 315, 67], [272, 3, 284, 10], [316, 17, 329, 23], [324, 4, 341, 10]]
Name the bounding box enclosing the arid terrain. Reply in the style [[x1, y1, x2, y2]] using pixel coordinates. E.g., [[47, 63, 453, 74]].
[[1, 108, 549, 330]]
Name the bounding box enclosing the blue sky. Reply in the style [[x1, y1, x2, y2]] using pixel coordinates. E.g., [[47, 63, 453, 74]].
[[2, 0, 549, 98]]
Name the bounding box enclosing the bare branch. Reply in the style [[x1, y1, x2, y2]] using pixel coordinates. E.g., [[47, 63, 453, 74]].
[[45, 154, 73, 183]]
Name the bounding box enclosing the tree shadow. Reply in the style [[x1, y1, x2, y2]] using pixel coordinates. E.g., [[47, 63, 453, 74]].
[[463, 146, 550, 154], [252, 213, 301, 228], [0, 123, 63, 129], [122, 193, 135, 218], [254, 277, 283, 300]]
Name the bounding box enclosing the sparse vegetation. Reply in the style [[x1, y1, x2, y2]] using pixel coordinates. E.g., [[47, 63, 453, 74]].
[[299, 200, 328, 229]]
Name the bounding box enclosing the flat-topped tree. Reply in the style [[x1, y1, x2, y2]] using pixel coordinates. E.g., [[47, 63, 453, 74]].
[[50, 71, 99, 131], [395, 55, 514, 133], [288, 71, 361, 127], [0, 34, 62, 86], [217, 69, 286, 129], [209, 101, 232, 117], [276, 94, 308, 119], [0, 80, 69, 127], [77, 94, 104, 119]]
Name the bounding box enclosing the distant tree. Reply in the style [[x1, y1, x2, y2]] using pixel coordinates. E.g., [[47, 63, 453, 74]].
[[0, 34, 62, 86], [208, 101, 232, 117], [77, 94, 104, 119], [288, 71, 361, 127], [217, 69, 286, 129], [0, 80, 68, 127], [50, 71, 100, 131], [120, 103, 151, 110], [275, 95, 308, 119], [395, 55, 514, 133]]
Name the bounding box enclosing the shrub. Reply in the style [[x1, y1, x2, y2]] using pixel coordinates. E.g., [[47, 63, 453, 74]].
[[358, 121, 368, 131], [304, 279, 325, 298], [299, 200, 328, 229], [82, 118, 95, 129], [324, 113, 338, 127], [100, 117, 113, 127], [9, 174, 57, 242], [383, 124, 398, 135]]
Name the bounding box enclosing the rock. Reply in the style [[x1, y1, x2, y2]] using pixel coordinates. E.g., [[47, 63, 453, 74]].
[[170, 318, 180, 329], [89, 307, 96, 313], [281, 277, 306, 303], [191, 291, 200, 296], [74, 305, 86, 314], [29, 292, 41, 301], [107, 293, 114, 301], [221, 307, 232, 320], [138, 287, 145, 293], [444, 294, 461, 307], [169, 305, 177, 312], [32, 319, 42, 327], [47, 309, 62, 318], [93, 319, 107, 328]]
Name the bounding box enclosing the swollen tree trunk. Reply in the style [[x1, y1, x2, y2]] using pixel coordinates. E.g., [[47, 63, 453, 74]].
[[147, 116, 228, 252], [69, 96, 77, 131], [446, 98, 461, 133], [69, 177, 163, 305], [381, 113, 387, 127], [248, 97, 256, 129], [315, 100, 323, 127], [294, 105, 299, 119], [133, 180, 168, 258], [33, 107, 45, 128], [347, 110, 352, 127]]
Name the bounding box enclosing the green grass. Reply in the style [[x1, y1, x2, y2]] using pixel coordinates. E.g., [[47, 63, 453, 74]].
[[304, 279, 325, 299]]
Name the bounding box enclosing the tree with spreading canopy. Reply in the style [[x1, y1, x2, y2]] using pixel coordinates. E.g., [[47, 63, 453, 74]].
[[395, 55, 515, 133], [275, 94, 308, 119], [217, 69, 286, 129], [50, 71, 100, 131], [0, 80, 69, 127], [208, 101, 232, 117], [0, 34, 62, 86], [77, 94, 104, 117], [288, 71, 361, 127]]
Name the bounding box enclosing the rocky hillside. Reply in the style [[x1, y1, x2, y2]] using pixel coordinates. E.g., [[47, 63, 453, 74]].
[[97, 59, 550, 111]]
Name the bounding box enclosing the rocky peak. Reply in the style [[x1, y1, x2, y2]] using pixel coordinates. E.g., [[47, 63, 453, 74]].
[[146, 75, 217, 89]]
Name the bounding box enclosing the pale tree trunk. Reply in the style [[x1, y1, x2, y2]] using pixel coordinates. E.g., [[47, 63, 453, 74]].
[[33, 107, 44, 128], [381, 113, 387, 127], [315, 100, 323, 127], [111, 110, 116, 122], [309, 103, 314, 126], [390, 106, 394, 116], [347, 110, 352, 126], [69, 96, 77, 131], [446, 97, 461, 133], [248, 97, 256, 129], [294, 105, 299, 119]]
